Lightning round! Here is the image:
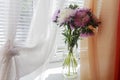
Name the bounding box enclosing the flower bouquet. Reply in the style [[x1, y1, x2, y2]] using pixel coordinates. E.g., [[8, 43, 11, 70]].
[[52, 4, 100, 78]]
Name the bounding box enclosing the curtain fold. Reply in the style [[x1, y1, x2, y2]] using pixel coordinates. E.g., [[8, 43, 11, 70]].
[[80, 0, 119, 80], [19, 0, 66, 79], [0, 0, 21, 80], [114, 0, 120, 80], [15, 0, 56, 79]]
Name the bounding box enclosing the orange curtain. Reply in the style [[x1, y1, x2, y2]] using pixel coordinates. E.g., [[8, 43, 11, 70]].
[[80, 0, 119, 80], [114, 0, 120, 80]]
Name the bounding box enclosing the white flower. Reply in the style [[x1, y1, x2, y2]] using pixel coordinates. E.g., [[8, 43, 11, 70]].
[[57, 8, 75, 25]]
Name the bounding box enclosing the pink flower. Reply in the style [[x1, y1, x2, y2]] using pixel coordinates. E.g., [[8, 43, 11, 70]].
[[72, 9, 90, 28], [52, 10, 60, 22]]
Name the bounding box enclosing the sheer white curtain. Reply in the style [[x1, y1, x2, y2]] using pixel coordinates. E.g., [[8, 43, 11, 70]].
[[0, 0, 21, 80], [0, 0, 65, 80]]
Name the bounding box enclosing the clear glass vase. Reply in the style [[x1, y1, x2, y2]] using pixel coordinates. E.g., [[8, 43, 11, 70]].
[[63, 48, 78, 79]]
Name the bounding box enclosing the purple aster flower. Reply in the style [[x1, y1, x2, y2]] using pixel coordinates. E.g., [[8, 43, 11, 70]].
[[72, 9, 91, 28], [52, 10, 60, 22]]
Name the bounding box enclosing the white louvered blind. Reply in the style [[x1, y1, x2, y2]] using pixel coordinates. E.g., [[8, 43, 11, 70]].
[[0, 0, 33, 47], [15, 0, 33, 45], [0, 0, 9, 46]]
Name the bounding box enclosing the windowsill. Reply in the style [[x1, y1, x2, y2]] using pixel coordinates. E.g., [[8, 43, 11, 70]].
[[42, 61, 80, 80], [20, 54, 81, 80]]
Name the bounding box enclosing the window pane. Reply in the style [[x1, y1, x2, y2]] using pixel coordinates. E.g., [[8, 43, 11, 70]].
[[15, 0, 33, 45], [0, 0, 9, 46]]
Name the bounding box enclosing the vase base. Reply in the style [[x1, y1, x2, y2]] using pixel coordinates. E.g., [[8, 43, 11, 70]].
[[63, 73, 78, 79]]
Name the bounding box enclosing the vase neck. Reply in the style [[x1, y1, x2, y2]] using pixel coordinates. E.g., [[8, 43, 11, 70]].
[[68, 47, 73, 53]]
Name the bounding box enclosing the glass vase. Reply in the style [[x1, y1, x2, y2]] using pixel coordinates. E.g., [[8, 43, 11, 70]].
[[63, 48, 78, 79]]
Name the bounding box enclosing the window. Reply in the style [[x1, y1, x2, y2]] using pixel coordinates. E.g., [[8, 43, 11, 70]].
[[0, 0, 33, 47], [0, 0, 87, 62], [50, 0, 87, 62]]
